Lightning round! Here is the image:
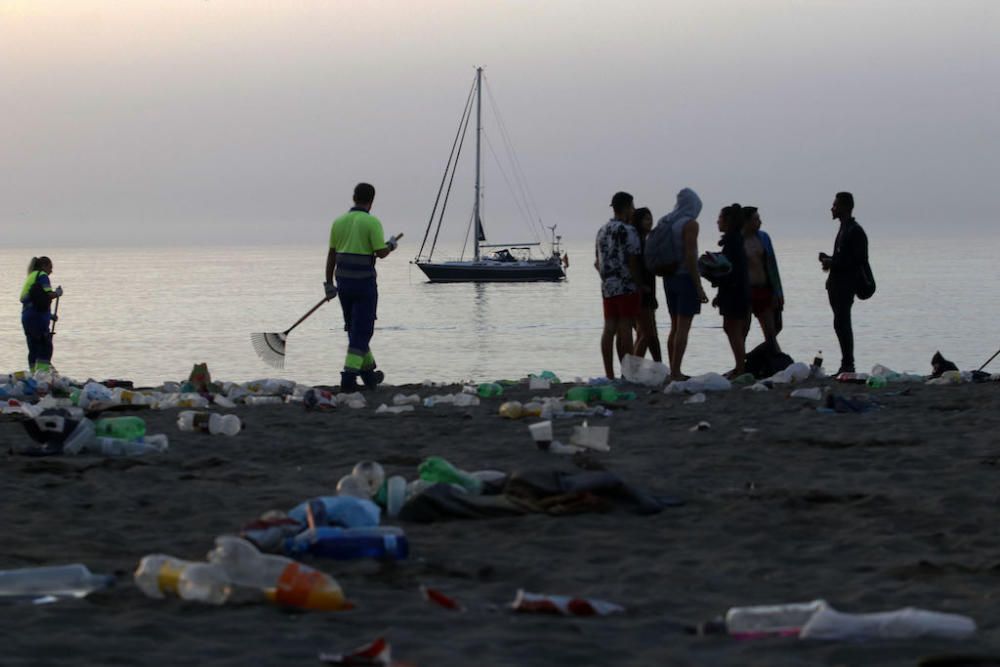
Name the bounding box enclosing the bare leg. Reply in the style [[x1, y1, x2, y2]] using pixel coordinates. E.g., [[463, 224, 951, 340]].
[[642, 309, 662, 362], [670, 315, 694, 380], [755, 307, 781, 351], [616, 319, 635, 362], [601, 319, 617, 380], [723, 317, 747, 376], [667, 314, 678, 371]]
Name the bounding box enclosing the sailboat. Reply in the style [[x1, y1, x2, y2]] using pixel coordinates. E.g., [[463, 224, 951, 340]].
[[413, 68, 567, 283]]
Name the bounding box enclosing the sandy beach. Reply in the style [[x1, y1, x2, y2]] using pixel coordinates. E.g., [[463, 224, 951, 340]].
[[2, 377, 1000, 666]]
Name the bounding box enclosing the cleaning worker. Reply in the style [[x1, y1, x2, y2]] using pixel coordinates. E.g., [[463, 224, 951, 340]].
[[324, 183, 399, 390], [20, 256, 63, 373]]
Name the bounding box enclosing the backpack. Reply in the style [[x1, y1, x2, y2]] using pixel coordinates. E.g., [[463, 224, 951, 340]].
[[745, 341, 794, 379], [850, 224, 876, 300], [644, 217, 680, 276]]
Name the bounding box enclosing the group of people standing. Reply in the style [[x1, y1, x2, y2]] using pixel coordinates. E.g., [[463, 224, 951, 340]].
[[595, 189, 868, 381]]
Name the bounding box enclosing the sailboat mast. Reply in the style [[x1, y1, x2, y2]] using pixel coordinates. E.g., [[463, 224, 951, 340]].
[[474, 66, 483, 262]]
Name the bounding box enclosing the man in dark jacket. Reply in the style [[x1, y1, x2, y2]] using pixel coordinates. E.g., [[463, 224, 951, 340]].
[[819, 191, 868, 374]]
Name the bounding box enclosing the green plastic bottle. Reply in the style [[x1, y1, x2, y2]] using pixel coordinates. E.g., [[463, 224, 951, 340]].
[[539, 370, 560, 383], [598, 386, 636, 402], [564, 386, 593, 402], [477, 382, 504, 398], [866, 376, 888, 389], [418, 456, 483, 495], [94, 416, 147, 441]]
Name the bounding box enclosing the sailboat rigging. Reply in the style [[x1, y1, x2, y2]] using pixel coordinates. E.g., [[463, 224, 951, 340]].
[[413, 67, 567, 283]]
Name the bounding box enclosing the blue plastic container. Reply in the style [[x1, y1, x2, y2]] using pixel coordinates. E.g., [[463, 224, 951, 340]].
[[284, 526, 409, 561]]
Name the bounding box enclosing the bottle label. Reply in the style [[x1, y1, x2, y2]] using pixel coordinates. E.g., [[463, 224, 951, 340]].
[[192, 413, 211, 433], [157, 562, 183, 594]]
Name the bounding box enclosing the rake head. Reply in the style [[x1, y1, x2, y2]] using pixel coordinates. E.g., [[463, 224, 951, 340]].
[[251, 331, 288, 369]]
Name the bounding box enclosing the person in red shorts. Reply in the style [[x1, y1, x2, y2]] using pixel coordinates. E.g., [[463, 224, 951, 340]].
[[595, 191, 642, 380]]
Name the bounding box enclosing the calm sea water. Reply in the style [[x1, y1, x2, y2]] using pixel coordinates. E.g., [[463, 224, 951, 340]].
[[2, 238, 997, 386]]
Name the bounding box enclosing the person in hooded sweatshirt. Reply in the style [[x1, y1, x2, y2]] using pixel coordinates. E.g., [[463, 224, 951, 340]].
[[661, 188, 709, 381]]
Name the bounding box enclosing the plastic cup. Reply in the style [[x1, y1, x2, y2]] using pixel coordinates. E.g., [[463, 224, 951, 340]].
[[528, 421, 553, 450]]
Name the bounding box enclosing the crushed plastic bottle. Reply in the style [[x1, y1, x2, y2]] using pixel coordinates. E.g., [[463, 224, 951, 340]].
[[418, 456, 483, 494], [284, 526, 409, 561], [477, 382, 504, 398], [177, 411, 242, 436], [94, 416, 146, 441], [208, 536, 348, 610], [0, 564, 114, 600]]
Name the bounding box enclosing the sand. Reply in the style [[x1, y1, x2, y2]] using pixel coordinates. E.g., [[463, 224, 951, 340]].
[[2, 378, 999, 666]]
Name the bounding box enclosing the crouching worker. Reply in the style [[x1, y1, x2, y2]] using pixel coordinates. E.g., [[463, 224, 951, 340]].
[[21, 256, 63, 373], [325, 182, 399, 391]]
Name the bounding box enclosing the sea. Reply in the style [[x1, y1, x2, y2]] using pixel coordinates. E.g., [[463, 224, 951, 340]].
[[2, 238, 997, 387]]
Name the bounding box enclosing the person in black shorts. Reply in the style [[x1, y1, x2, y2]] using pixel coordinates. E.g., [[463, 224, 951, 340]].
[[630, 207, 662, 362], [706, 204, 751, 378]]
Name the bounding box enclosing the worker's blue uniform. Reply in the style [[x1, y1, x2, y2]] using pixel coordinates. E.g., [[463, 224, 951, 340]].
[[20, 270, 55, 372]]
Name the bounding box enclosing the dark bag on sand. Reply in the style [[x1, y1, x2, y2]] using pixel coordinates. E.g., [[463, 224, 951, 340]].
[[745, 341, 793, 379], [643, 218, 680, 277]]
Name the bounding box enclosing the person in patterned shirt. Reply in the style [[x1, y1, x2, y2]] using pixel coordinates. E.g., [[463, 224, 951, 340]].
[[595, 191, 642, 380]]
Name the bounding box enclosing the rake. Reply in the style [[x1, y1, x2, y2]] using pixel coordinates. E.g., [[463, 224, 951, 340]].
[[251, 297, 329, 369]]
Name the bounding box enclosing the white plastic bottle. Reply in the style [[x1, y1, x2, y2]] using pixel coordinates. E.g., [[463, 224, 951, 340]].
[[0, 563, 113, 599], [351, 461, 385, 497], [134, 554, 231, 605], [725, 599, 828, 638], [799, 605, 977, 640], [177, 411, 241, 435], [90, 436, 169, 456]]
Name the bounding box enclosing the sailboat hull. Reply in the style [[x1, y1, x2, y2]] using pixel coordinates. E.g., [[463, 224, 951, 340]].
[[415, 259, 565, 283]]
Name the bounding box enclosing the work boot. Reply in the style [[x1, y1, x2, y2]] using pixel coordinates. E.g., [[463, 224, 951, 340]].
[[340, 371, 360, 391], [360, 369, 384, 391]]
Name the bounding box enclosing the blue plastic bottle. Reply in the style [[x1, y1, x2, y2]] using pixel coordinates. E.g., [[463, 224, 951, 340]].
[[284, 526, 409, 561]]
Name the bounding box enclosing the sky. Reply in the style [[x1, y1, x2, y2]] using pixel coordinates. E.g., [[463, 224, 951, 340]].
[[2, 0, 998, 249]]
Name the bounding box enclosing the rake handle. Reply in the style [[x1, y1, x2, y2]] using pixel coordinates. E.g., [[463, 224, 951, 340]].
[[978, 348, 1000, 373], [284, 297, 329, 336], [50, 296, 60, 335]]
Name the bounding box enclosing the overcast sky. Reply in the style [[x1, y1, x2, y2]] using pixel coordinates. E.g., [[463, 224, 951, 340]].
[[2, 0, 997, 248]]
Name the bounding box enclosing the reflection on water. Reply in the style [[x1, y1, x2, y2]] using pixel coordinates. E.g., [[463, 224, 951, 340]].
[[1, 239, 999, 385]]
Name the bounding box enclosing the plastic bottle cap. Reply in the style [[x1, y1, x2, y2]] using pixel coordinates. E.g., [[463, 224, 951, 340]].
[[157, 562, 184, 594]]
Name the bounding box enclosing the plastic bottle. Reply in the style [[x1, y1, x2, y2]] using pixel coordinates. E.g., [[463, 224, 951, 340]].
[[565, 386, 595, 402], [0, 564, 114, 599], [385, 475, 407, 518], [134, 555, 198, 599], [418, 456, 483, 494], [725, 599, 828, 638], [284, 526, 409, 561], [336, 474, 371, 499], [799, 605, 976, 640], [452, 393, 480, 407], [866, 376, 888, 389], [89, 435, 169, 456], [477, 382, 504, 398], [812, 351, 823, 369], [351, 461, 385, 497], [499, 401, 524, 419], [207, 536, 348, 610], [94, 416, 146, 441], [599, 385, 636, 402], [177, 411, 242, 436]]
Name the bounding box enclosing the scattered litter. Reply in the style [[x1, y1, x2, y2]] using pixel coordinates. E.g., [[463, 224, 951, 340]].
[[420, 585, 464, 611], [666, 373, 730, 394], [392, 393, 421, 406], [376, 404, 414, 415], [319, 637, 394, 666], [789, 388, 826, 401], [689, 421, 711, 432], [0, 564, 114, 602], [621, 354, 669, 387], [511, 589, 625, 616], [684, 392, 707, 404], [569, 421, 610, 452]]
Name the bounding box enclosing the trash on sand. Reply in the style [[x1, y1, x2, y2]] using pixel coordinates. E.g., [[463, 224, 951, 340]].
[[376, 404, 414, 415], [511, 589, 625, 616], [621, 354, 669, 387], [392, 394, 421, 406], [720, 599, 975, 641], [569, 421, 610, 452], [689, 421, 711, 432], [284, 526, 409, 561], [419, 456, 483, 494], [528, 420, 553, 450], [421, 585, 464, 611], [319, 637, 394, 666], [789, 387, 826, 401], [684, 392, 707, 404], [0, 564, 114, 601], [665, 373, 731, 394]]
